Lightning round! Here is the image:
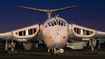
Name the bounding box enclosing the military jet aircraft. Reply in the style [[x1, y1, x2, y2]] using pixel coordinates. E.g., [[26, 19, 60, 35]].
[[0, 5, 105, 55]]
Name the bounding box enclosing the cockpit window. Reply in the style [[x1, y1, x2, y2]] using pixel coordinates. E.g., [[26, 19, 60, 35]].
[[61, 23, 63, 26], [47, 19, 66, 27], [54, 22, 56, 25], [49, 24, 51, 27], [59, 19, 66, 25], [59, 22, 60, 25], [52, 23, 54, 26]]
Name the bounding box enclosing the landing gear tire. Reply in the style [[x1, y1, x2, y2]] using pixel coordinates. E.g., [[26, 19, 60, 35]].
[[8, 50, 12, 55], [94, 50, 98, 54], [51, 52, 54, 56], [91, 50, 94, 55], [87, 39, 99, 55], [56, 54, 61, 56], [88, 50, 98, 55], [87, 50, 91, 54], [14, 50, 17, 55], [56, 54, 59, 56], [8, 50, 17, 55]]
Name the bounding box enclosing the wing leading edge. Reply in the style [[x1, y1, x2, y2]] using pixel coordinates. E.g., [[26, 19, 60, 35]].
[[0, 24, 41, 41]]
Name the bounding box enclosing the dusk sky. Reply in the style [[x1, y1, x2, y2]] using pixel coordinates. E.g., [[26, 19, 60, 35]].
[[0, 0, 105, 33]]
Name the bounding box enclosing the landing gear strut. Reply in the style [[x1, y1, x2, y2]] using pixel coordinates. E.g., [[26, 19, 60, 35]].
[[51, 48, 54, 56], [49, 48, 64, 56], [5, 40, 17, 55], [87, 39, 99, 55]]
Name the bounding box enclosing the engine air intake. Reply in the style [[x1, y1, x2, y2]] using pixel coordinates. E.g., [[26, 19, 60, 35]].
[[74, 27, 93, 35]]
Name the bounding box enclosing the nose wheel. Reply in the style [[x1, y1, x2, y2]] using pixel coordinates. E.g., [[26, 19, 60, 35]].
[[51, 48, 54, 56], [50, 48, 64, 56], [51, 52, 54, 56]]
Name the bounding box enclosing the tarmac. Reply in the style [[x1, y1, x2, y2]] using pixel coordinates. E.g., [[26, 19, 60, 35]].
[[0, 52, 105, 59]]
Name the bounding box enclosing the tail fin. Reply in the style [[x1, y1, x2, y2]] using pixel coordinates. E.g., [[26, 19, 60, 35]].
[[18, 5, 77, 18]]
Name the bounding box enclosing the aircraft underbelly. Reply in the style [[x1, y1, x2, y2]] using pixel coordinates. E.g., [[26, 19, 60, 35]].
[[50, 35, 62, 48], [13, 35, 38, 43], [69, 32, 83, 41]]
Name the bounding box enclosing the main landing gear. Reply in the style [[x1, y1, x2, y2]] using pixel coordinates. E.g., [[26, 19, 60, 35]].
[[87, 39, 100, 55], [5, 40, 17, 55]]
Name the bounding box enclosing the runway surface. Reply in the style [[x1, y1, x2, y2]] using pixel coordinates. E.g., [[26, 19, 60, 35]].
[[0, 52, 105, 59]]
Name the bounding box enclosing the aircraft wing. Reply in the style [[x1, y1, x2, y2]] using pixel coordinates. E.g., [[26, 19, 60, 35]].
[[67, 23, 105, 50], [68, 23, 105, 43], [0, 23, 43, 42]]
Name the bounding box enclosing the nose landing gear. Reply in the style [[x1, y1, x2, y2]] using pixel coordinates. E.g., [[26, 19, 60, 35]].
[[48, 48, 64, 56]]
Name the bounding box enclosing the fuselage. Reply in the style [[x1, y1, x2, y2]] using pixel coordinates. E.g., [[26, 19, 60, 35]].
[[42, 17, 69, 48]]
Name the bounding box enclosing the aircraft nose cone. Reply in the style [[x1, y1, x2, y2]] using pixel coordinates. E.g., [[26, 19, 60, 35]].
[[51, 35, 62, 48]]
